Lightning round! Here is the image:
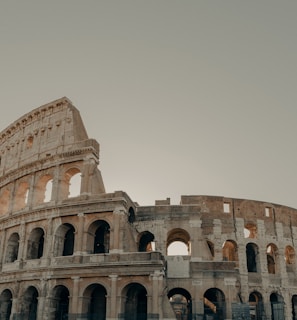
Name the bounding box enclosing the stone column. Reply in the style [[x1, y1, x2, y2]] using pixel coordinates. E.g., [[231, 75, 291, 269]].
[[74, 213, 85, 254], [108, 274, 118, 320], [17, 222, 26, 262], [10, 298, 19, 319], [110, 207, 125, 253], [213, 219, 222, 261], [69, 276, 81, 316], [36, 279, 48, 320]]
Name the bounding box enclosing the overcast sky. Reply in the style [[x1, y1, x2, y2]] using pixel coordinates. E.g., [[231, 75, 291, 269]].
[[0, 1, 296, 207]]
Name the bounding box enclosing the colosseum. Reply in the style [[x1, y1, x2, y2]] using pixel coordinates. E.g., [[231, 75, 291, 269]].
[[0, 97, 295, 320]]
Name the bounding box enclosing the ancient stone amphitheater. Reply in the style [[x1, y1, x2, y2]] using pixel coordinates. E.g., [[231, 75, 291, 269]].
[[0, 97, 295, 320]]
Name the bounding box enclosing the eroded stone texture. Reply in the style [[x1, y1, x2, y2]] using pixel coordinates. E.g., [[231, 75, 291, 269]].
[[0, 97, 295, 320]]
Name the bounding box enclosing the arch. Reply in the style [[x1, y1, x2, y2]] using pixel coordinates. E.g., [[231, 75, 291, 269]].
[[66, 168, 81, 198], [14, 181, 30, 211], [34, 174, 53, 204], [168, 288, 192, 320], [270, 292, 284, 320], [19, 286, 38, 320], [87, 220, 110, 254], [0, 188, 10, 215], [207, 240, 215, 258], [5, 232, 20, 263], [222, 240, 238, 262], [138, 231, 155, 252], [53, 223, 75, 257], [0, 289, 12, 319], [244, 223, 257, 239], [167, 228, 190, 256], [249, 291, 264, 320], [128, 207, 135, 223], [51, 285, 69, 320], [82, 284, 107, 320], [27, 228, 45, 259], [246, 243, 259, 273], [292, 295, 297, 320], [267, 243, 279, 274], [285, 245, 295, 265], [122, 283, 147, 320], [204, 288, 226, 320]]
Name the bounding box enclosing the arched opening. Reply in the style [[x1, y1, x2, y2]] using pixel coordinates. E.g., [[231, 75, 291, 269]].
[[168, 288, 192, 320], [87, 220, 110, 254], [66, 168, 81, 198], [167, 229, 190, 256], [292, 295, 297, 320], [122, 283, 147, 320], [53, 224, 75, 257], [204, 288, 226, 320], [60, 168, 81, 199], [270, 293, 284, 320], [27, 228, 45, 259], [249, 291, 264, 320], [222, 240, 238, 262], [246, 243, 259, 273], [0, 189, 10, 214], [285, 245, 295, 267], [83, 284, 107, 320], [128, 207, 135, 223], [51, 285, 69, 320], [5, 233, 19, 263], [14, 181, 30, 211], [0, 289, 12, 320], [138, 231, 155, 252], [267, 243, 279, 274], [244, 223, 257, 239], [207, 240, 215, 258], [19, 286, 38, 320], [34, 175, 53, 204]]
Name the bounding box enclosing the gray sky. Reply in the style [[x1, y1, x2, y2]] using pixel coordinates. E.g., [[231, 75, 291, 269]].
[[0, 1, 297, 207]]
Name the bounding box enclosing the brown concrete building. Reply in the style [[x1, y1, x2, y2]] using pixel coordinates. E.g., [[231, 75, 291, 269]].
[[0, 97, 296, 320]]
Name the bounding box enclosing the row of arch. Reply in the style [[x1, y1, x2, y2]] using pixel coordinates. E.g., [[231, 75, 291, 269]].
[[139, 229, 296, 274], [0, 168, 82, 214], [0, 285, 294, 320], [5, 220, 110, 263]]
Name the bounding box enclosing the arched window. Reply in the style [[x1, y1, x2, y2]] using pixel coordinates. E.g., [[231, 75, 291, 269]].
[[128, 207, 135, 223], [204, 288, 226, 320], [168, 288, 192, 320], [60, 168, 81, 199], [244, 223, 257, 239], [0, 189, 10, 214], [270, 293, 284, 320], [207, 240, 215, 258], [5, 233, 20, 263], [222, 240, 238, 262], [0, 289, 12, 319], [19, 286, 38, 320], [51, 286, 69, 320], [167, 229, 190, 256], [14, 181, 30, 211], [138, 231, 155, 252], [122, 283, 147, 320], [292, 295, 297, 320], [82, 284, 107, 319], [27, 228, 45, 259], [34, 175, 53, 204], [53, 224, 75, 257], [267, 244, 279, 274], [285, 245, 295, 265], [246, 243, 259, 273], [249, 291, 264, 320], [87, 220, 110, 254]]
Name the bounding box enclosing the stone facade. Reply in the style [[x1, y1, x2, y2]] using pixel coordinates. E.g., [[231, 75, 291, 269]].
[[0, 97, 295, 319]]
